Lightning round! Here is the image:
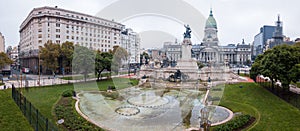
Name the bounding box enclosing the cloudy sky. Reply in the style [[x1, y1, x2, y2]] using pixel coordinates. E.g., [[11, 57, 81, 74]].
[[0, 0, 299, 49]]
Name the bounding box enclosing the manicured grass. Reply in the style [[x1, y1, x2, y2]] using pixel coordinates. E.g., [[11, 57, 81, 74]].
[[219, 83, 300, 130], [16, 81, 300, 130], [238, 73, 250, 77], [61, 74, 96, 80], [22, 78, 138, 124], [0, 83, 4, 86], [0, 90, 33, 130]]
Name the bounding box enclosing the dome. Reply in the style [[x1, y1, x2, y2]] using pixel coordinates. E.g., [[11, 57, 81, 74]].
[[205, 9, 217, 29]]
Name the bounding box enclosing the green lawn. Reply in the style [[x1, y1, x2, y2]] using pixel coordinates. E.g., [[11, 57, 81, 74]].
[[22, 78, 138, 124], [61, 74, 96, 80], [219, 83, 300, 130], [0, 90, 33, 130], [238, 73, 250, 77], [9, 81, 300, 130]]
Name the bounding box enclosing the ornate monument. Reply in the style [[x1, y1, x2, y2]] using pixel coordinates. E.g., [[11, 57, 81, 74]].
[[175, 25, 199, 79]]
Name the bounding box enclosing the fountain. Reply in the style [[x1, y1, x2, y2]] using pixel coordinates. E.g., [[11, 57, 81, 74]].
[[75, 25, 234, 131]]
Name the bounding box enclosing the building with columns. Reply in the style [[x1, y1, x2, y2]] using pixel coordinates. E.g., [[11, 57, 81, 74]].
[[192, 9, 251, 65], [163, 41, 181, 61]]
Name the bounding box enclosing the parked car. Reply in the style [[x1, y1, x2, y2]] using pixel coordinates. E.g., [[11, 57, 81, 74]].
[[22, 67, 30, 74]]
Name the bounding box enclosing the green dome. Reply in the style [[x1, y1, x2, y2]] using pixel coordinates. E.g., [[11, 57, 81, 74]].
[[205, 10, 217, 29]]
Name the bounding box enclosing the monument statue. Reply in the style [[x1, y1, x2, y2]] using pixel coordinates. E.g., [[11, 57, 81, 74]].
[[184, 24, 192, 38]]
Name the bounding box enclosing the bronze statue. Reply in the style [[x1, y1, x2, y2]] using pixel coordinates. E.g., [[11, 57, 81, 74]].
[[184, 24, 192, 38]]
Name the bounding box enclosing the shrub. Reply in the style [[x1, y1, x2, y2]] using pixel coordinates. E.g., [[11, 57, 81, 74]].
[[54, 97, 103, 131], [214, 114, 253, 131], [101, 91, 119, 99], [212, 88, 222, 91], [62, 90, 74, 97]]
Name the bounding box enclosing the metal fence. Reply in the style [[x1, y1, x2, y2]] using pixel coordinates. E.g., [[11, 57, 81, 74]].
[[12, 86, 58, 131], [256, 76, 300, 110]]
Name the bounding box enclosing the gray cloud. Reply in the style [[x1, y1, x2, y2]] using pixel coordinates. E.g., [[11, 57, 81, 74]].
[[0, 0, 299, 49]]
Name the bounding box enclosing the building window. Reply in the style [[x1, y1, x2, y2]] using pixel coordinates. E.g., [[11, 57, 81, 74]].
[[66, 36, 69, 39], [56, 23, 60, 27], [56, 35, 60, 38], [56, 29, 60, 32], [38, 34, 42, 38], [38, 28, 42, 32]]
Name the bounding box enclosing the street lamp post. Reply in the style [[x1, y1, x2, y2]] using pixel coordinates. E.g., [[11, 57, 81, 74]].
[[200, 106, 211, 131]]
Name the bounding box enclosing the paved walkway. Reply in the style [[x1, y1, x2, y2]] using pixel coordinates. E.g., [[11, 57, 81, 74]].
[[0, 73, 136, 90]]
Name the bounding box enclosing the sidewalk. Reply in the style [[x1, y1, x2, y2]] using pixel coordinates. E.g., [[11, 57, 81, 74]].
[[0, 73, 137, 90]]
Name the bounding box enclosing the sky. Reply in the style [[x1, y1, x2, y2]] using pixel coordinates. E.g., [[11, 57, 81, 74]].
[[0, 0, 299, 49]]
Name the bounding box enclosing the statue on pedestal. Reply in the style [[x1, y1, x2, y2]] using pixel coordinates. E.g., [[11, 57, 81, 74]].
[[183, 24, 192, 38]]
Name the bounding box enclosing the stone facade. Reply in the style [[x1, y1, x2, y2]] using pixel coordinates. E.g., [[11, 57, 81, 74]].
[[163, 41, 181, 61], [18, 6, 141, 73], [192, 9, 251, 65], [0, 32, 5, 53], [121, 28, 141, 64]]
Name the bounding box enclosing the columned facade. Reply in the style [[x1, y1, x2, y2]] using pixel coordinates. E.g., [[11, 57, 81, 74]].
[[192, 9, 251, 65]]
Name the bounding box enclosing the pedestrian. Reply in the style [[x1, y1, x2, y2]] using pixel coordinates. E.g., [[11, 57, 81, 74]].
[[3, 85, 6, 89]]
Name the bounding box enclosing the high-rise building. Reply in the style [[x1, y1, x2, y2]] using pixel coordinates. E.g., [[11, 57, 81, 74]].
[[268, 15, 284, 49], [264, 15, 294, 51], [18, 6, 125, 73], [253, 25, 276, 57], [0, 32, 5, 52], [121, 28, 140, 64]]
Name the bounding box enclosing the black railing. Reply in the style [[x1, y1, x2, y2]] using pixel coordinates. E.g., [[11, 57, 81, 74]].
[[256, 76, 300, 110], [12, 86, 58, 131]]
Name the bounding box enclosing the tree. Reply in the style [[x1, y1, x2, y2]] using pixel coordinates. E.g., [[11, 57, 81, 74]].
[[39, 41, 60, 74], [111, 46, 128, 73], [59, 41, 74, 74], [72, 45, 95, 82], [140, 52, 150, 65], [251, 44, 300, 90], [0, 52, 13, 71], [290, 64, 300, 83], [95, 51, 113, 81]]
